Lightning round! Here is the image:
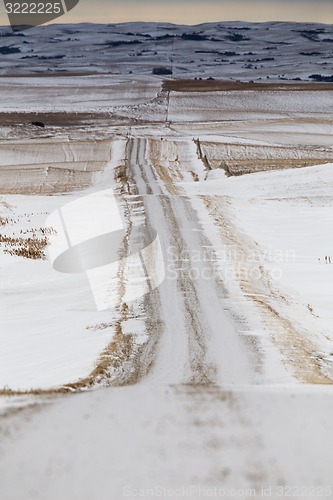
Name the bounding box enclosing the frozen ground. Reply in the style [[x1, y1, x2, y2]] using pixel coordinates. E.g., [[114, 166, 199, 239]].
[[1, 385, 333, 500], [0, 67, 333, 497], [187, 162, 333, 383]]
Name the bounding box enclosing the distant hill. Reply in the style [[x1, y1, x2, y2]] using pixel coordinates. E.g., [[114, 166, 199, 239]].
[[0, 21, 332, 81]]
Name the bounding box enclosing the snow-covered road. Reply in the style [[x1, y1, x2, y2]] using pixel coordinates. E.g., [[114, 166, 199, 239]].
[[1, 385, 333, 500], [1, 79, 333, 498], [126, 138, 254, 386], [2, 135, 333, 500]]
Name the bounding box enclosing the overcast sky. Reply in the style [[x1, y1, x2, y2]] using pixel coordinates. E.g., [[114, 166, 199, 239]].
[[1, 0, 332, 26]]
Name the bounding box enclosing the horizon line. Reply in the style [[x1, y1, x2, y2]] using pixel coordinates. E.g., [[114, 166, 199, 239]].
[[1, 19, 332, 29]]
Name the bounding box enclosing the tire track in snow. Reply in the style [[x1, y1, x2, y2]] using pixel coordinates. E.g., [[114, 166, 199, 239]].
[[125, 138, 253, 385]]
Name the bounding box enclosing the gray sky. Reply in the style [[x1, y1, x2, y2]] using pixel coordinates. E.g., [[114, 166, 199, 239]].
[[1, 0, 332, 26]]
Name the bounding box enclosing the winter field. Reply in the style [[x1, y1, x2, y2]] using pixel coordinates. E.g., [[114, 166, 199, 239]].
[[0, 20, 333, 82], [1, 21, 333, 500]]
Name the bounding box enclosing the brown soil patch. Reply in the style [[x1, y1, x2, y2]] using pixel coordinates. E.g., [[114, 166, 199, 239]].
[[163, 80, 333, 93], [0, 112, 111, 128]]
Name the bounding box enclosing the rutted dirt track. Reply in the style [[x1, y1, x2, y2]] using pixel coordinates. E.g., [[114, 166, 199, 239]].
[[124, 138, 254, 386], [1, 135, 332, 394], [122, 138, 333, 386], [1, 80, 333, 497], [1, 135, 333, 498]]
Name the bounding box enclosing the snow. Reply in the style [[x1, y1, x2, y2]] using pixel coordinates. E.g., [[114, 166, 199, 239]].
[[182, 161, 333, 382], [1, 385, 333, 500], [2, 108, 333, 389], [224, 165, 333, 347], [186, 163, 333, 335], [0, 194, 118, 390], [0, 75, 161, 113], [0, 39, 333, 496], [0, 21, 332, 82]]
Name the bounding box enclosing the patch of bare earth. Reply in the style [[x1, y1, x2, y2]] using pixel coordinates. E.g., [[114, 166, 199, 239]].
[[0, 112, 114, 128], [163, 80, 333, 93]]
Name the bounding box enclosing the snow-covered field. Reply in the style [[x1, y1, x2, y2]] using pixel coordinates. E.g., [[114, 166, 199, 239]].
[[3, 129, 333, 391], [187, 162, 333, 383], [0, 21, 332, 82], [1, 23, 333, 497]]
